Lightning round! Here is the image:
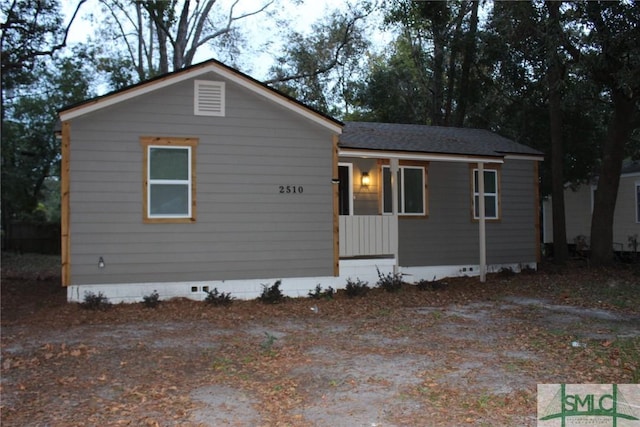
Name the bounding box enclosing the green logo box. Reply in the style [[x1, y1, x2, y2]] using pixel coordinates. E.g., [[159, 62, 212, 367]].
[[538, 384, 640, 427]]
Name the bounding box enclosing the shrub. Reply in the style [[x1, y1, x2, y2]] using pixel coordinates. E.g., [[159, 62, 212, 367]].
[[416, 277, 447, 291], [416, 278, 434, 291], [142, 290, 160, 308], [497, 267, 516, 277], [308, 284, 335, 300], [376, 267, 403, 293], [259, 280, 285, 304], [81, 291, 111, 310], [260, 332, 278, 352], [344, 278, 369, 298], [205, 288, 234, 306], [628, 234, 638, 253]]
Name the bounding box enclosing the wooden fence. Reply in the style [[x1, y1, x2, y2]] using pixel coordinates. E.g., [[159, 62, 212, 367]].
[[2, 222, 61, 254]]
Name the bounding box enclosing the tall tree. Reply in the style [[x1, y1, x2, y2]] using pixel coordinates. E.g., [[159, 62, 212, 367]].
[[453, 0, 478, 127], [1, 0, 85, 89], [582, 2, 640, 265], [2, 53, 95, 225], [1, 0, 86, 125], [265, 6, 371, 117], [91, 0, 274, 84], [356, 34, 431, 123], [1, 0, 87, 231], [378, 1, 485, 127], [546, 1, 571, 264]]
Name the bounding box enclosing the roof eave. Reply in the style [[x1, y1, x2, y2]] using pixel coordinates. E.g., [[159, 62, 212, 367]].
[[338, 147, 505, 163]]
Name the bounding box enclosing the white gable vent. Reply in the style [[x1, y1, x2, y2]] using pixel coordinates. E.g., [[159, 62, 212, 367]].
[[194, 80, 225, 116]]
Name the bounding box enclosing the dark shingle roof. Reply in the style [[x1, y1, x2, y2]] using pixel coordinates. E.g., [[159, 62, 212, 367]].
[[339, 122, 543, 158]]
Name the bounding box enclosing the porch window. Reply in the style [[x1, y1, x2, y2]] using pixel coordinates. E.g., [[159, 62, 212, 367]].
[[472, 167, 500, 220], [141, 137, 198, 223], [382, 165, 426, 216]]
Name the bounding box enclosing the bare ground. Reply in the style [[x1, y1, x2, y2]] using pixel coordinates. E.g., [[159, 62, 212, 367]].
[[1, 255, 639, 426]]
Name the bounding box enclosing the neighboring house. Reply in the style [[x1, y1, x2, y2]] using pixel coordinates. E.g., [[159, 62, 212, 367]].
[[542, 159, 640, 253], [59, 59, 543, 303]]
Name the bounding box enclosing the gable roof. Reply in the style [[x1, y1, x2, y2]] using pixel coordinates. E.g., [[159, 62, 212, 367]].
[[339, 122, 543, 159], [58, 58, 343, 133]]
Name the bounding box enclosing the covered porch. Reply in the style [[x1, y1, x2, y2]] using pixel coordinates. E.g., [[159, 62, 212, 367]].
[[337, 152, 502, 282]]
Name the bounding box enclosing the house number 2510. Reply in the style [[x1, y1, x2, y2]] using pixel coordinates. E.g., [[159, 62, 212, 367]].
[[279, 185, 304, 194]]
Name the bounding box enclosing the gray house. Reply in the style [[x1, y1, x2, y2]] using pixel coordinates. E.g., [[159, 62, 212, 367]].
[[59, 59, 543, 303]]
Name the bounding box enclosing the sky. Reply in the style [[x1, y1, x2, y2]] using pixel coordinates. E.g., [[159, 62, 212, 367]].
[[61, 0, 388, 81]]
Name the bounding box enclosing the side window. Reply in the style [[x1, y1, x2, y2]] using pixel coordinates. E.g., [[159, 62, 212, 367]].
[[141, 137, 198, 223], [472, 167, 500, 220], [382, 164, 427, 216]]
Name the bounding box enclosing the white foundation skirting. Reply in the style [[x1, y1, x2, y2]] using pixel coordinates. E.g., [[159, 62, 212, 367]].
[[66, 259, 537, 304]]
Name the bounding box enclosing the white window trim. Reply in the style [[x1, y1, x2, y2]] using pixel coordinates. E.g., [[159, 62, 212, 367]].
[[194, 80, 225, 117], [382, 165, 426, 216], [147, 145, 192, 219], [473, 168, 499, 220]]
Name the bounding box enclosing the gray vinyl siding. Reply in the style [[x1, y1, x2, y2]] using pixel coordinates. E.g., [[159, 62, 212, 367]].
[[68, 73, 336, 285], [398, 160, 538, 267]]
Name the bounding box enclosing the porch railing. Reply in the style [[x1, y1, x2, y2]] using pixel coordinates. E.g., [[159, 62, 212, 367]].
[[339, 215, 398, 258]]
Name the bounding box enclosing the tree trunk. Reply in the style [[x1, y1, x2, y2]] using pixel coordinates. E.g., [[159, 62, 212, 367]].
[[443, 2, 467, 126], [431, 31, 445, 126], [589, 89, 636, 265], [454, 0, 478, 127], [546, 1, 569, 264], [172, 0, 191, 70]]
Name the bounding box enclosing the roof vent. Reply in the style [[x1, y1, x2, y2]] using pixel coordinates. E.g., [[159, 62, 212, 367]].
[[194, 80, 225, 116]]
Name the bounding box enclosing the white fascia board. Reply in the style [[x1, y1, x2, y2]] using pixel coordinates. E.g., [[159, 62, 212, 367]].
[[503, 154, 544, 162], [211, 66, 343, 134], [339, 148, 504, 164], [59, 62, 342, 134], [60, 65, 214, 121]]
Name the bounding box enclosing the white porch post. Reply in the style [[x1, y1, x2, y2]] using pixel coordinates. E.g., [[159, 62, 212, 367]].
[[478, 162, 487, 282], [390, 158, 400, 274]]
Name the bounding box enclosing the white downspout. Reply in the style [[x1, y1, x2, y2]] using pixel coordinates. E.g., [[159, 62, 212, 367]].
[[390, 158, 400, 274], [478, 162, 487, 282]]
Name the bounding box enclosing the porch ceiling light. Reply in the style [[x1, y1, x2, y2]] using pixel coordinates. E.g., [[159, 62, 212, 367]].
[[361, 172, 370, 187], [98, 257, 105, 269]]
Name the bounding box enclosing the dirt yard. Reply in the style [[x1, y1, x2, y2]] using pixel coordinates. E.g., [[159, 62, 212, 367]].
[[1, 253, 639, 426]]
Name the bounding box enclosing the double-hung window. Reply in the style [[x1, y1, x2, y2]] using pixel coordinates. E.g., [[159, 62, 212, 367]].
[[472, 167, 500, 220], [141, 137, 198, 223], [382, 164, 427, 216]]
